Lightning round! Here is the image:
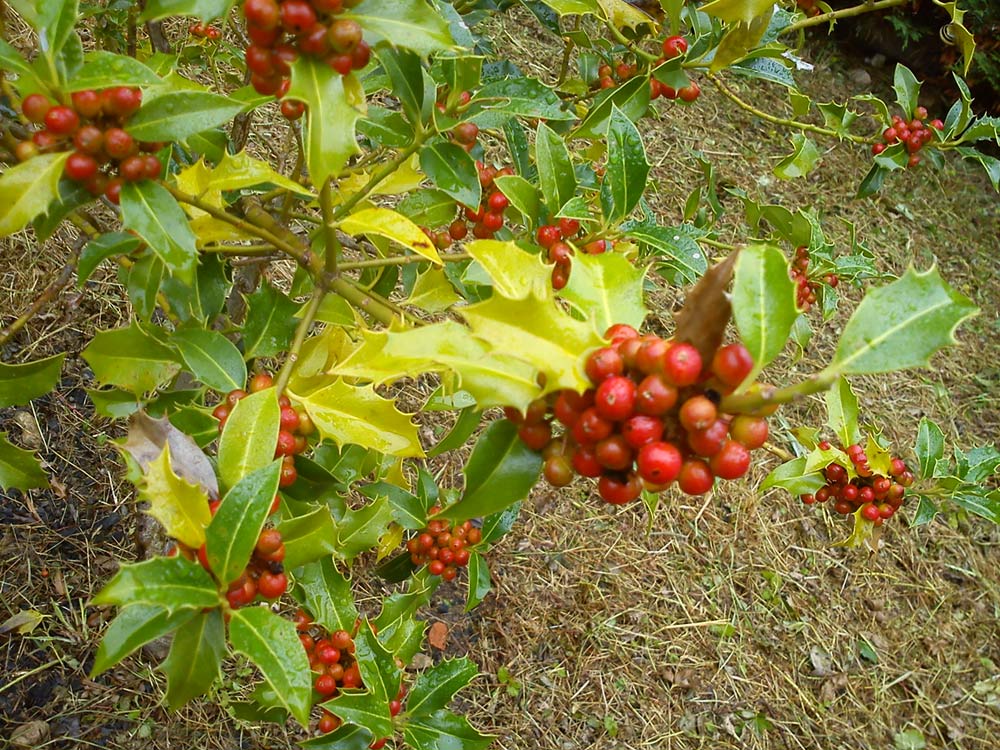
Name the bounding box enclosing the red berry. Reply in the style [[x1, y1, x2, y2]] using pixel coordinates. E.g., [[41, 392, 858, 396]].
[[883, 127, 898, 143], [709, 440, 750, 480], [428, 559, 446, 576], [518, 421, 552, 451], [351, 40, 371, 70], [728, 415, 768, 450], [315, 673, 337, 696], [558, 217, 580, 237], [275, 430, 298, 457], [636, 441, 682, 485], [106, 87, 142, 118], [585, 347, 624, 383], [635, 374, 678, 416], [572, 446, 603, 477], [328, 18, 363, 52], [14, 141, 38, 161], [318, 711, 339, 733], [678, 81, 700, 103], [65, 152, 99, 182], [44, 106, 79, 135], [454, 121, 479, 144], [595, 377, 636, 422], [621, 415, 664, 449], [678, 395, 717, 432], [711, 343, 754, 387], [483, 211, 504, 232], [572, 407, 614, 445], [448, 220, 468, 241], [543, 455, 574, 486], [280, 406, 301, 432], [142, 155, 162, 180], [488, 191, 509, 212], [244, 0, 280, 29], [119, 155, 147, 182], [662, 35, 688, 59], [279, 458, 298, 487], [104, 179, 123, 205], [605, 323, 638, 346], [249, 373, 273, 392], [662, 343, 702, 386], [279, 0, 316, 32], [861, 503, 881, 522], [21, 93, 52, 123], [686, 419, 729, 457], [872, 143, 886, 156], [914, 105, 929, 120], [677, 459, 714, 495], [103, 128, 136, 160], [71, 89, 102, 119], [634, 337, 669, 375], [537, 224, 561, 249], [595, 434, 633, 471], [597, 472, 642, 505]]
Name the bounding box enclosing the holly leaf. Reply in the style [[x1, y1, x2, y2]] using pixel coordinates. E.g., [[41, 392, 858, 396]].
[[403, 709, 494, 750], [760, 457, 825, 496], [0, 152, 69, 237], [289, 378, 424, 458], [601, 105, 649, 222], [120, 181, 198, 283], [277, 506, 339, 570], [138, 442, 212, 550], [699, 0, 774, 24], [536, 122, 577, 214], [217, 389, 281, 491], [436, 420, 542, 521], [0, 354, 65, 408], [627, 223, 708, 285], [83, 323, 181, 395], [825, 266, 978, 376], [126, 92, 243, 142], [66, 50, 163, 91], [344, 0, 455, 56], [562, 252, 648, 333], [298, 724, 373, 750], [205, 461, 280, 585], [462, 291, 603, 396], [228, 607, 312, 727], [774, 134, 821, 180], [408, 657, 478, 717], [294, 558, 359, 633], [287, 57, 366, 187], [825, 378, 862, 448], [320, 691, 393, 739], [242, 283, 301, 359], [91, 604, 196, 677], [160, 608, 226, 710], [732, 244, 797, 387], [340, 207, 442, 264], [337, 496, 395, 561], [91, 557, 219, 612], [335, 323, 541, 411], [465, 552, 491, 611], [354, 623, 402, 701], [78, 232, 141, 286], [0, 433, 49, 491], [188, 151, 314, 197], [169, 328, 246, 393], [122, 412, 219, 497], [464, 240, 551, 300], [419, 140, 481, 209]]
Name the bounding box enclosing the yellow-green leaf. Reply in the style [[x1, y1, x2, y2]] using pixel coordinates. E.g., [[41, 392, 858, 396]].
[[139, 443, 212, 549], [289, 378, 424, 457], [0, 152, 70, 237], [562, 252, 648, 333], [699, 0, 775, 24], [408, 267, 461, 312], [464, 240, 550, 300], [340, 207, 442, 264], [597, 0, 657, 29]]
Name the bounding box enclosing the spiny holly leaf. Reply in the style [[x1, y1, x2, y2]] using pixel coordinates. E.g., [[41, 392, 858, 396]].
[[125, 92, 243, 142], [699, 0, 774, 24], [0, 433, 49, 491], [672, 250, 739, 365], [91, 604, 196, 677], [122, 412, 219, 497], [825, 378, 862, 449], [465, 552, 491, 612], [732, 244, 797, 387], [462, 291, 603, 396], [218, 389, 280, 491], [420, 140, 481, 209], [277, 506, 339, 570], [91, 557, 219, 612], [66, 50, 162, 91], [374, 571, 438, 661], [337, 496, 395, 561], [562, 252, 648, 333], [287, 57, 366, 187], [228, 607, 312, 727], [403, 709, 494, 750], [915, 418, 945, 481], [435, 420, 542, 522], [344, 0, 455, 56], [186, 151, 314, 198], [340, 207, 442, 264], [0, 353, 65, 408], [407, 658, 478, 716], [242, 283, 301, 359], [760, 457, 825, 496], [298, 724, 373, 750], [536, 122, 577, 214], [169, 328, 246, 393], [598, 0, 656, 29], [601, 105, 649, 222], [82, 322, 181, 395], [335, 322, 541, 411], [825, 265, 978, 376], [120, 181, 198, 283], [294, 558, 359, 633], [160, 608, 226, 710], [354, 622, 402, 701], [408, 267, 461, 313], [205, 461, 280, 584], [138, 442, 212, 550], [289, 378, 424, 458], [464, 240, 551, 300], [320, 691, 393, 739], [0, 152, 69, 237]]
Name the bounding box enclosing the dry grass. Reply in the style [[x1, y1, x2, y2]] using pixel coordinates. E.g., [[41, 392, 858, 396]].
[[3, 6, 1000, 750]]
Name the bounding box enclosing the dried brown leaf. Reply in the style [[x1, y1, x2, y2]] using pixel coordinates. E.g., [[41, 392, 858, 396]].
[[673, 249, 739, 364], [122, 412, 219, 498]]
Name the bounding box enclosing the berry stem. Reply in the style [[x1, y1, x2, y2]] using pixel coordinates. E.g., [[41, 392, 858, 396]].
[[602, 19, 658, 64], [705, 73, 876, 146], [319, 177, 340, 281], [783, 0, 909, 33], [762, 442, 795, 462], [719, 372, 837, 414]]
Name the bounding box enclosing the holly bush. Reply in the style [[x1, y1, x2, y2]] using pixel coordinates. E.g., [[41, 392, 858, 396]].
[[2, 0, 999, 748]]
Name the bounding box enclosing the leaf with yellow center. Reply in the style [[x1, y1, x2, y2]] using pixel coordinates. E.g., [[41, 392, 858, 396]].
[[339, 207, 442, 264], [139, 443, 211, 549], [464, 240, 551, 300]]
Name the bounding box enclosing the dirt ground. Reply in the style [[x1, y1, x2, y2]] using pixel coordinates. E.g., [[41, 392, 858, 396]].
[[2, 7, 1000, 750]]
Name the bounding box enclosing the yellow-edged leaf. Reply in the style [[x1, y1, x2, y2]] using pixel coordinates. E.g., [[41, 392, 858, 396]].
[[339, 207, 442, 264], [139, 443, 212, 549], [408, 267, 461, 312], [336, 154, 424, 198], [597, 0, 658, 29], [0, 152, 70, 236]]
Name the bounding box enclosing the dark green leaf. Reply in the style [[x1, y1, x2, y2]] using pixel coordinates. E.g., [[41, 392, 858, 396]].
[[228, 607, 312, 727], [170, 328, 246, 392], [360, 482, 426, 530], [403, 709, 494, 750], [397, 189, 459, 229], [601, 105, 648, 222], [480, 501, 521, 545], [915, 418, 945, 481], [465, 552, 491, 611], [320, 691, 392, 739], [126, 92, 243, 142], [466, 77, 573, 129], [218, 389, 280, 491], [773, 133, 821, 180], [120, 181, 198, 283], [299, 724, 373, 750], [91, 557, 219, 612], [337, 497, 394, 560], [344, 0, 454, 56], [159, 608, 226, 709], [825, 378, 862, 448], [295, 558, 359, 633], [420, 141, 481, 209], [376, 46, 425, 126], [206, 461, 280, 584], [78, 232, 141, 286], [241, 283, 300, 359], [760, 457, 825, 496], [0, 433, 48, 490], [949, 490, 1000, 525], [856, 162, 887, 199], [892, 64, 921, 120], [628, 224, 707, 284], [910, 495, 938, 526], [436, 420, 542, 521], [408, 657, 478, 716], [277, 506, 339, 570], [82, 322, 181, 394], [91, 604, 196, 677], [354, 623, 401, 701], [429, 408, 482, 458], [141, 0, 233, 21], [732, 244, 797, 385], [0, 353, 65, 408], [127, 252, 164, 322], [536, 122, 576, 214], [67, 51, 162, 91], [575, 76, 649, 140], [32, 179, 91, 241]]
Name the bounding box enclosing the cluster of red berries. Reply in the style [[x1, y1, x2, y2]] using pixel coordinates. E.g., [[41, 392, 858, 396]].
[[449, 121, 480, 153], [241, 0, 370, 119], [189, 22, 222, 40], [509, 325, 773, 505], [536, 219, 611, 290], [14, 89, 161, 204], [790, 246, 838, 311], [212, 372, 315, 493], [456, 162, 516, 240], [653, 36, 700, 103], [296, 612, 364, 700], [871, 106, 944, 167], [218, 527, 289, 606], [406, 510, 482, 581], [591, 58, 638, 91], [800, 442, 914, 525]]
